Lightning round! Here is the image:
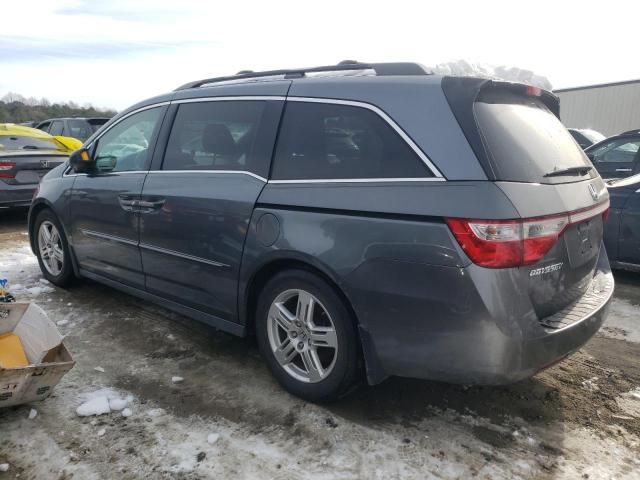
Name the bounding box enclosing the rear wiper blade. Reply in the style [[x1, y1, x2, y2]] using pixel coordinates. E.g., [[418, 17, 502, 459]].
[[543, 166, 593, 178], [21, 145, 42, 150]]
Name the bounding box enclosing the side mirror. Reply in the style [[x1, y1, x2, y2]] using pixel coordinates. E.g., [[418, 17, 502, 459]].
[[69, 148, 94, 173], [95, 155, 117, 172]]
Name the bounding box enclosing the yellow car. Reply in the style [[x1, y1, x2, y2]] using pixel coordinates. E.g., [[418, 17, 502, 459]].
[[0, 124, 82, 207]]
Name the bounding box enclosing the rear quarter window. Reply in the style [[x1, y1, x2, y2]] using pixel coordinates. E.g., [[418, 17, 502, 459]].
[[271, 101, 432, 180]]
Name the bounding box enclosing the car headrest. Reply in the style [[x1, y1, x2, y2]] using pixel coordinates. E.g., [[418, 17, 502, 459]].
[[202, 123, 237, 156]]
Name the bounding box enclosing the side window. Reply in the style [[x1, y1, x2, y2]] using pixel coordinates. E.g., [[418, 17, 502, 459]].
[[162, 101, 266, 173], [37, 122, 51, 133], [93, 107, 163, 173], [49, 121, 64, 136], [271, 102, 431, 180], [590, 139, 640, 164]]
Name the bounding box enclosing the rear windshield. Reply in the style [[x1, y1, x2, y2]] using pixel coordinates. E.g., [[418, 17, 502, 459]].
[[68, 120, 94, 141], [88, 119, 109, 133], [475, 90, 596, 184], [0, 135, 67, 152]]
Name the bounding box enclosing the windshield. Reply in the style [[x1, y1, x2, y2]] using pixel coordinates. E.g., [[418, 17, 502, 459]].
[[580, 129, 606, 144], [0, 135, 68, 152], [589, 137, 640, 157], [475, 90, 596, 184]]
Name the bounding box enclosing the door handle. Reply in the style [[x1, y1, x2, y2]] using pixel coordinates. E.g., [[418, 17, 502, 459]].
[[134, 199, 165, 210], [615, 168, 632, 172], [117, 195, 136, 212]]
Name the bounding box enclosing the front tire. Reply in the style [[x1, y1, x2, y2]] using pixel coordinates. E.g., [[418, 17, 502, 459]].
[[34, 209, 75, 287], [256, 269, 360, 402]]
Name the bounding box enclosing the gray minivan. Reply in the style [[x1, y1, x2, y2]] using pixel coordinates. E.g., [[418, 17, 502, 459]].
[[28, 62, 613, 401]]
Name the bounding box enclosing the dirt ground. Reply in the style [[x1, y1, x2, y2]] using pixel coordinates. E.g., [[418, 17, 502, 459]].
[[1, 208, 639, 479]]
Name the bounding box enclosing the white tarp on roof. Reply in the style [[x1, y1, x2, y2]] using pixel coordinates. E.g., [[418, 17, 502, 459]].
[[429, 60, 552, 90]]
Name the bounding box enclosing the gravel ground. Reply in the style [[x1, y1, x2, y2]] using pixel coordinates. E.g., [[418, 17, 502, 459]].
[[1, 208, 639, 479]]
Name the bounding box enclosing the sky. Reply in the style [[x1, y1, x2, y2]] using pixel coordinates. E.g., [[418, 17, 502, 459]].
[[2, 0, 639, 111]]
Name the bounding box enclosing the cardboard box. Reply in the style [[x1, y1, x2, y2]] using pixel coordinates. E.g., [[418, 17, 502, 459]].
[[0, 302, 75, 408]]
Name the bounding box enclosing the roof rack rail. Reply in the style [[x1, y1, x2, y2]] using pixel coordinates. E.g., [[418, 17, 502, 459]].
[[175, 61, 430, 91]]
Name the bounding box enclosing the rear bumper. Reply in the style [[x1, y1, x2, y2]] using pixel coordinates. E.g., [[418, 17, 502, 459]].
[[348, 245, 613, 385], [0, 183, 36, 207]]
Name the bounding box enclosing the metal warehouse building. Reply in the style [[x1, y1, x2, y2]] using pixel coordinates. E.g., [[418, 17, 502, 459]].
[[554, 79, 640, 137]]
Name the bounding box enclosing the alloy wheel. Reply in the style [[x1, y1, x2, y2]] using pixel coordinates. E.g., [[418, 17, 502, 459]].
[[267, 289, 338, 383], [38, 220, 64, 276]]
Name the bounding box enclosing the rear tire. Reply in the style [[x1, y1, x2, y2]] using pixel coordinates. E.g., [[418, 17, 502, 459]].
[[34, 209, 75, 287], [256, 269, 360, 402]]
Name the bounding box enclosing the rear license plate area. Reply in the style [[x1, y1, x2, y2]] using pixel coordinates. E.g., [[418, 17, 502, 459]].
[[565, 219, 600, 267]]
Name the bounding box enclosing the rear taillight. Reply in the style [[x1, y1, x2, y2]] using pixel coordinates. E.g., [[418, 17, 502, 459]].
[[0, 162, 16, 178], [446, 201, 609, 268]]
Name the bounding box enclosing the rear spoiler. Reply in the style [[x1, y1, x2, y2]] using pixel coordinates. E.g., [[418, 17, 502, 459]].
[[442, 76, 559, 118], [441, 76, 560, 179], [481, 80, 559, 118]]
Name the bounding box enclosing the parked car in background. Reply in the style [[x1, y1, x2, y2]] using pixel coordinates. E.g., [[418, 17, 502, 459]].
[[568, 128, 606, 149], [36, 117, 110, 142], [28, 62, 613, 402], [604, 174, 640, 271], [0, 124, 81, 208], [585, 131, 640, 179]]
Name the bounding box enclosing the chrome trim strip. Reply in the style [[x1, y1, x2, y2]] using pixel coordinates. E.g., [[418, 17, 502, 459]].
[[139, 243, 229, 268], [82, 229, 138, 246], [65, 169, 445, 184], [569, 200, 610, 224], [172, 95, 286, 104], [268, 177, 446, 184], [64, 170, 148, 178], [72, 95, 445, 183], [286, 96, 445, 179], [147, 170, 267, 182], [81, 229, 230, 268], [86, 102, 171, 148]]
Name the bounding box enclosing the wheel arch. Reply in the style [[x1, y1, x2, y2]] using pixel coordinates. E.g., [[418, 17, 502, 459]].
[[29, 199, 81, 278], [240, 253, 388, 385], [28, 199, 56, 254], [241, 253, 355, 336]]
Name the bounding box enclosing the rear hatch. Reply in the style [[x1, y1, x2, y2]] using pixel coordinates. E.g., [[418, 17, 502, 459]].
[[0, 151, 67, 185], [442, 78, 610, 323]]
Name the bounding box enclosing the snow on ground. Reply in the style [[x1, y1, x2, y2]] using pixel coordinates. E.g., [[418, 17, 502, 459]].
[[601, 296, 640, 344], [1, 211, 640, 479], [75, 389, 134, 417], [616, 388, 640, 418]]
